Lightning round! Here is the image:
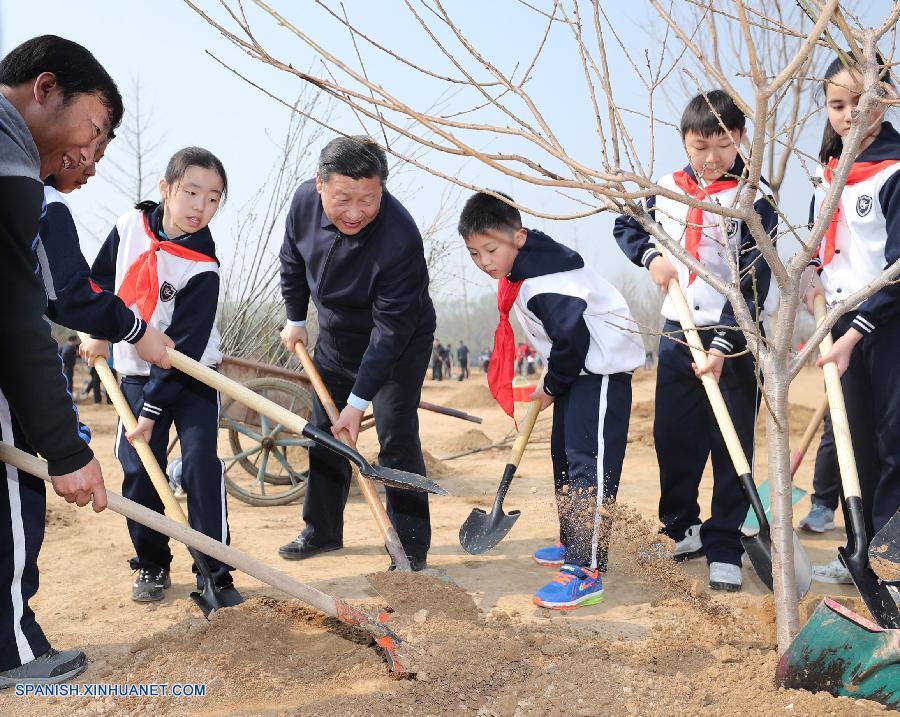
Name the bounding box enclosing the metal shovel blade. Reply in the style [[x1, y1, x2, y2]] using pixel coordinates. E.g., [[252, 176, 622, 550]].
[[187, 546, 244, 617], [459, 464, 520, 554], [869, 508, 900, 583], [738, 473, 812, 599], [842, 498, 900, 629], [301, 424, 448, 495], [361, 463, 448, 496]]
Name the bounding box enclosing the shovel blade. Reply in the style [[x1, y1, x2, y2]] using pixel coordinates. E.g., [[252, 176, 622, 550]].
[[361, 464, 448, 495], [776, 598, 900, 710], [869, 509, 900, 583], [840, 546, 900, 629], [459, 507, 521, 555], [741, 528, 811, 599]]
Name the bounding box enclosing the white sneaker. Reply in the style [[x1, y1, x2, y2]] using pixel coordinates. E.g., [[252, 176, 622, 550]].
[[640, 524, 703, 561], [812, 557, 853, 584], [673, 524, 704, 560], [709, 562, 742, 592]]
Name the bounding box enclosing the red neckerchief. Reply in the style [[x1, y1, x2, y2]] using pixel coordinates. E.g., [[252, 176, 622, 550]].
[[818, 158, 900, 265], [117, 212, 216, 322], [488, 276, 524, 420], [672, 171, 739, 284]]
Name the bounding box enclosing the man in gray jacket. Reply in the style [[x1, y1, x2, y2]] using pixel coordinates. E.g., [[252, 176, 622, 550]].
[[0, 35, 122, 688]]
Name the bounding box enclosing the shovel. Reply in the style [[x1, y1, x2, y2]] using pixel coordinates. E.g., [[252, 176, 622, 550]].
[[293, 342, 411, 572], [742, 397, 825, 533], [459, 397, 542, 554], [79, 334, 239, 616], [814, 295, 900, 628], [775, 597, 900, 709], [665, 277, 812, 597], [0, 442, 414, 676], [165, 347, 447, 496], [869, 509, 900, 583]]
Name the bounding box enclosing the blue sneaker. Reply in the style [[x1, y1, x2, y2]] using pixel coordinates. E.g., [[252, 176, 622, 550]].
[[533, 565, 605, 610], [532, 543, 565, 567]]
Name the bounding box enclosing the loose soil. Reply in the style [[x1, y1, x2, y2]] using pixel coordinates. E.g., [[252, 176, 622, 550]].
[[3, 366, 887, 716]]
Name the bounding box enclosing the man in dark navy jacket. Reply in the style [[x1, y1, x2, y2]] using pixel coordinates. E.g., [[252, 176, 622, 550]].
[[278, 136, 436, 570]]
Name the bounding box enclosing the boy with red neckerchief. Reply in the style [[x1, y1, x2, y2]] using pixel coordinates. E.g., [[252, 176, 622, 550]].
[[614, 90, 778, 592], [460, 191, 644, 610]]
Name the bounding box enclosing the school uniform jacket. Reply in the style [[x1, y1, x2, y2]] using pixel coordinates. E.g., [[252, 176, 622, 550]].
[[508, 230, 645, 397], [0, 92, 93, 474], [613, 157, 778, 353], [92, 203, 222, 420], [810, 122, 900, 335], [279, 178, 436, 408], [41, 186, 146, 344]]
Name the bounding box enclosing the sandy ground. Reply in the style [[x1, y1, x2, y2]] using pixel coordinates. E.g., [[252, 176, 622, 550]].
[[1, 365, 890, 716]]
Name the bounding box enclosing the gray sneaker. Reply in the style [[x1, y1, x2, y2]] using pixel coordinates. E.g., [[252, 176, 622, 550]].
[[799, 504, 836, 533], [812, 557, 853, 584], [132, 567, 171, 602], [0, 648, 87, 689]]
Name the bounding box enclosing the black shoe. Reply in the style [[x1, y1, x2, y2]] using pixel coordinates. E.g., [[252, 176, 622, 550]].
[[388, 554, 428, 572], [0, 648, 87, 689], [132, 567, 171, 602], [277, 535, 343, 561]]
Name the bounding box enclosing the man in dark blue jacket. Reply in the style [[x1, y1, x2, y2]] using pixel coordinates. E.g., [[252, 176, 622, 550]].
[[278, 136, 436, 570]]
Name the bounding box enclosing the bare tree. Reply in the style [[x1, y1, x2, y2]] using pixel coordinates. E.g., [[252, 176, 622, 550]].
[[184, 0, 900, 652]]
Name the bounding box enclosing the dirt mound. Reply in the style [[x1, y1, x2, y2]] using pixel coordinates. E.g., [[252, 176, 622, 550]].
[[434, 427, 495, 454], [422, 449, 448, 477], [446, 382, 498, 409], [366, 571, 479, 622]]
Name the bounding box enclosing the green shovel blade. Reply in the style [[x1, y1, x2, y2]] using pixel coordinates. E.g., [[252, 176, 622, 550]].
[[742, 479, 807, 534]]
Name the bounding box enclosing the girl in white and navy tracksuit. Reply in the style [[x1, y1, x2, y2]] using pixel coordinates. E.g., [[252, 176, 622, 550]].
[[510, 231, 645, 575], [91, 190, 234, 594], [809, 119, 900, 541], [614, 155, 778, 572]]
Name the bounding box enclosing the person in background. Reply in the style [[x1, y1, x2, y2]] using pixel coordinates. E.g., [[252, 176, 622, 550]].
[[457, 340, 470, 381]]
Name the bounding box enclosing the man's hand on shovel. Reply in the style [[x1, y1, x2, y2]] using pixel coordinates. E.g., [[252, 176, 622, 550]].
[[692, 347, 724, 383], [51, 456, 108, 513], [816, 327, 862, 377], [79, 336, 110, 364], [332, 404, 364, 444]]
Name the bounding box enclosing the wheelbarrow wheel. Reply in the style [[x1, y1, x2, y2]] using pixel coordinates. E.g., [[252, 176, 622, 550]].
[[219, 377, 313, 506]]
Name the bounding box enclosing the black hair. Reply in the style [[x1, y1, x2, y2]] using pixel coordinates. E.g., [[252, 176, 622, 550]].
[[680, 89, 746, 138], [0, 35, 124, 132], [135, 146, 228, 211], [458, 191, 522, 239], [818, 50, 892, 163], [317, 135, 388, 185]]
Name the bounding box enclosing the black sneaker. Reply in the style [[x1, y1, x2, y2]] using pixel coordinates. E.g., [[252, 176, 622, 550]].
[[388, 554, 428, 572], [132, 567, 171, 602], [0, 648, 87, 689]]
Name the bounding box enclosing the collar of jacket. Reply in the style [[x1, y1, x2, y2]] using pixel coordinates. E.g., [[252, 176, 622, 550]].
[[853, 122, 900, 162], [508, 228, 584, 282]]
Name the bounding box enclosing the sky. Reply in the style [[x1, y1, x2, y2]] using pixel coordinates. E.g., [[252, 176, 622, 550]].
[[2, 1, 896, 304]]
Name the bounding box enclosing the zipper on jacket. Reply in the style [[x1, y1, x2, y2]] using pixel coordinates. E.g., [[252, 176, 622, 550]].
[[318, 233, 341, 296]]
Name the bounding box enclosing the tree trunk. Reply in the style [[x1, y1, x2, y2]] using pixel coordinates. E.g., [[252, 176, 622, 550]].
[[766, 303, 802, 652]]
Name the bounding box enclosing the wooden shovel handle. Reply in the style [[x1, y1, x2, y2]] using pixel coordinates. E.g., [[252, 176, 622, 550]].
[[167, 348, 309, 434], [78, 334, 188, 526], [813, 295, 862, 499], [666, 278, 752, 475], [0, 442, 407, 656], [791, 397, 828, 476], [293, 342, 411, 571], [509, 399, 542, 469]]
